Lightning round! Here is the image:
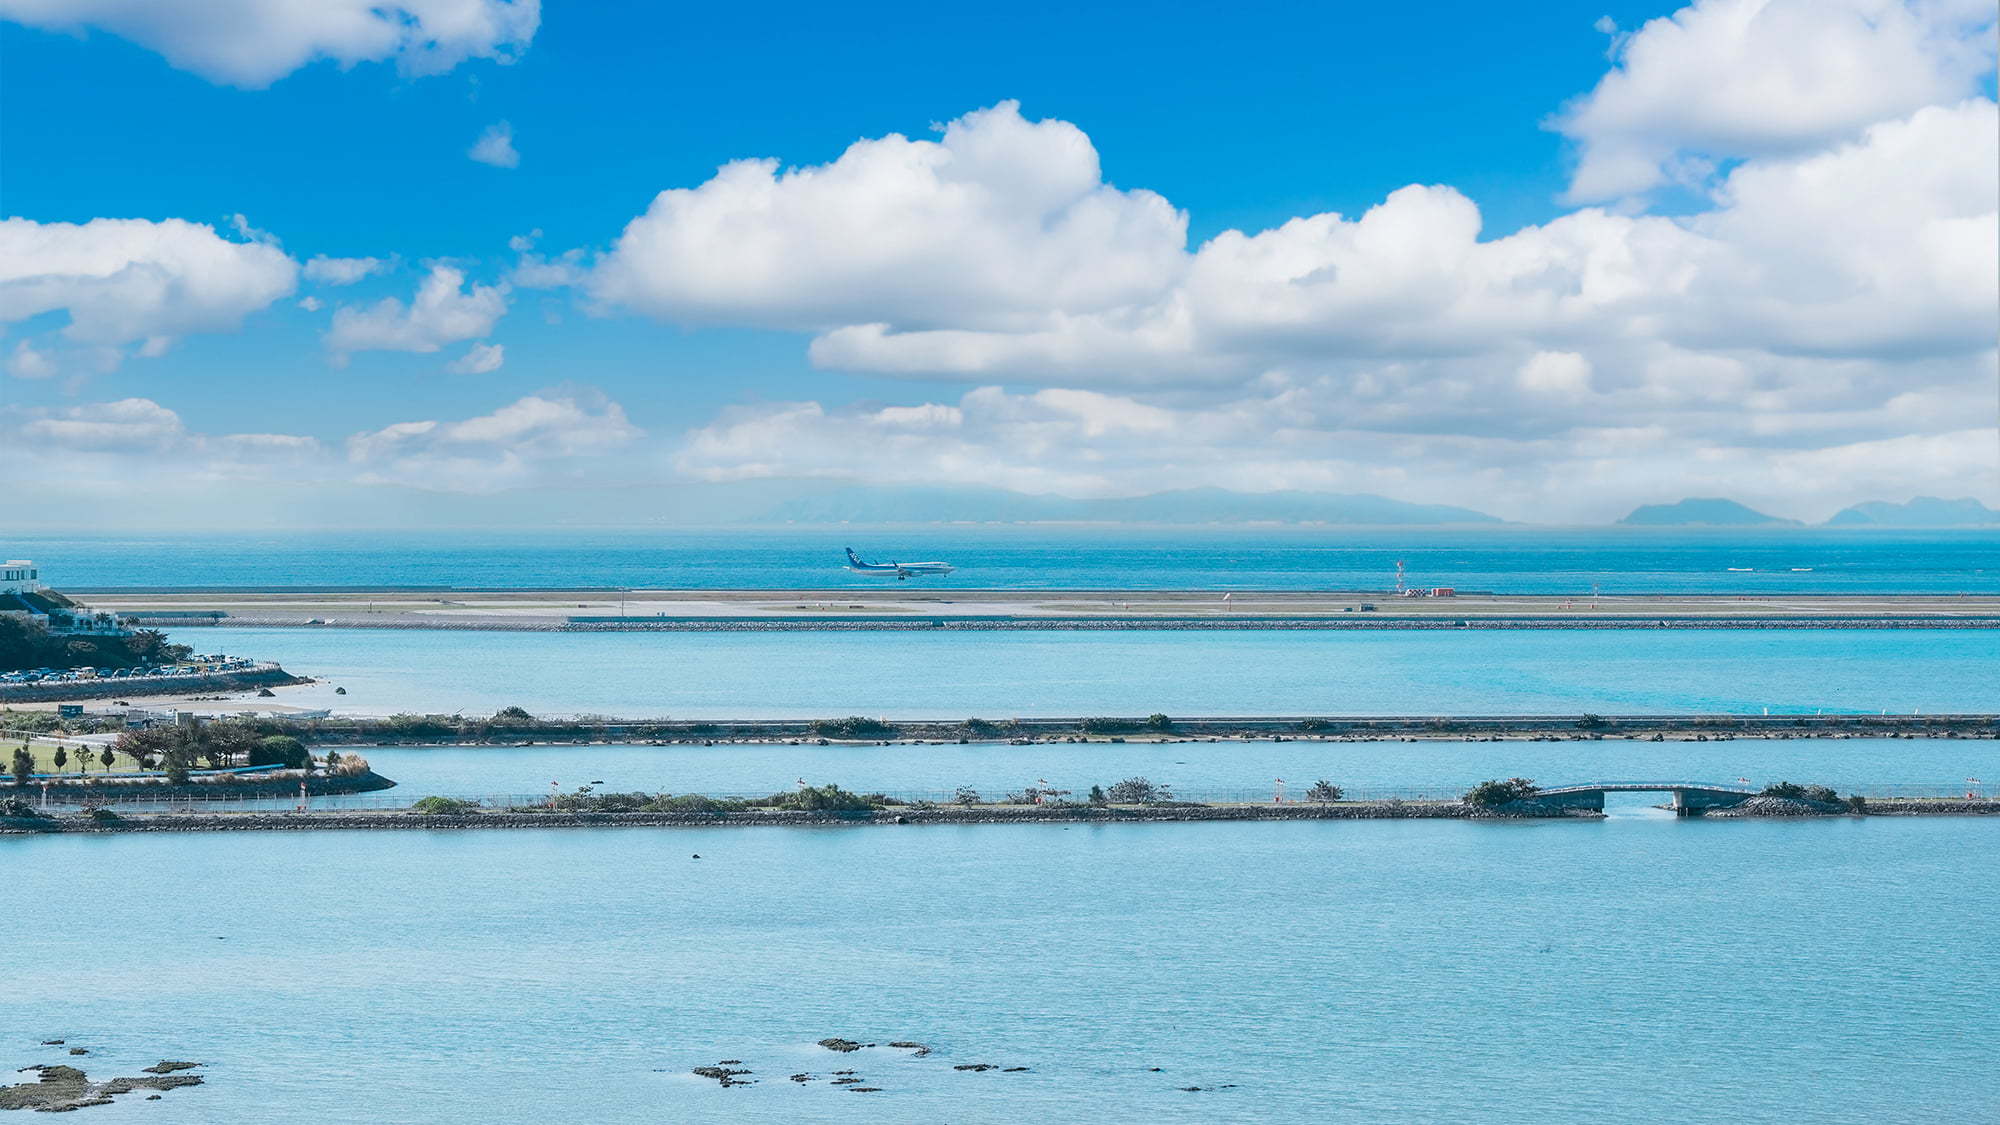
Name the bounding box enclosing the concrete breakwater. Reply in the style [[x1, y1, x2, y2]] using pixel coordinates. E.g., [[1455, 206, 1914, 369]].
[[0, 664, 303, 704], [289, 712, 2000, 745], [5, 797, 1995, 834]]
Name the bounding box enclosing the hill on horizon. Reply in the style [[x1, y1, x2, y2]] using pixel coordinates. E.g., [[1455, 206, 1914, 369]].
[[1824, 496, 2000, 527], [756, 484, 1505, 525], [1618, 498, 1799, 527]]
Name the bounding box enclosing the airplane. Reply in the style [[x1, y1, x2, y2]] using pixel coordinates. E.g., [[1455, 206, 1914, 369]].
[[845, 547, 954, 579]]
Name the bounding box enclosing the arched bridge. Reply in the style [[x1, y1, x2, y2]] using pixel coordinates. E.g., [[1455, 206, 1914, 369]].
[[1528, 782, 1761, 815]]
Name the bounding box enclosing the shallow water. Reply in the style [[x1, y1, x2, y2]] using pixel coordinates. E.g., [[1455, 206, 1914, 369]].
[[3, 818, 1995, 1123], [188, 625, 2000, 719]]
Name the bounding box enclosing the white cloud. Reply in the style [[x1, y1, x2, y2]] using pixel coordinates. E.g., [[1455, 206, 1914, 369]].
[[0, 216, 297, 366], [298, 296, 323, 312], [347, 391, 641, 491], [591, 100, 1188, 332], [303, 255, 389, 285], [7, 340, 57, 379], [324, 264, 506, 362], [4, 390, 637, 497], [674, 383, 2000, 521], [0, 0, 541, 88], [1553, 0, 1996, 202], [468, 120, 519, 168], [445, 341, 504, 374], [1517, 351, 1594, 395]]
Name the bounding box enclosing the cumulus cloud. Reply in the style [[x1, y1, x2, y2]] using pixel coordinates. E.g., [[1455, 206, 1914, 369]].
[[303, 255, 390, 285], [591, 100, 1188, 332], [0, 216, 297, 366], [1553, 0, 1996, 201], [468, 120, 519, 168], [445, 341, 504, 374], [4, 389, 639, 497], [347, 391, 641, 491], [324, 264, 506, 362], [0, 0, 541, 88], [7, 340, 57, 379]]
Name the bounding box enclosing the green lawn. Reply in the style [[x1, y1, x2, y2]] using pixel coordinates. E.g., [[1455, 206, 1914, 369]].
[[5, 740, 149, 776]]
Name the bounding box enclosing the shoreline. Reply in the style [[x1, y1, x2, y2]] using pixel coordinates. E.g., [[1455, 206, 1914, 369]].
[[5, 797, 1994, 835]]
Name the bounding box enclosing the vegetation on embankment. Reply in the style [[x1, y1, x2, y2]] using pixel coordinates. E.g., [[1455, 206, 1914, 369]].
[[224, 709, 2000, 746]]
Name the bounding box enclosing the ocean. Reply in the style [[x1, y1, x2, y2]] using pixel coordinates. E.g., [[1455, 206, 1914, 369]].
[[176, 624, 2000, 719], [15, 526, 2000, 593], [3, 816, 1994, 1123]]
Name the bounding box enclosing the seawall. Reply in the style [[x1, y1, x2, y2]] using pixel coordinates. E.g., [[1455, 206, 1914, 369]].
[[6, 797, 1995, 835], [285, 713, 2000, 745], [0, 664, 304, 704]]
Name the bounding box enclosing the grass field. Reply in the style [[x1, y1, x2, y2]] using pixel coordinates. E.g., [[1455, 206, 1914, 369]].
[[5, 739, 147, 776]]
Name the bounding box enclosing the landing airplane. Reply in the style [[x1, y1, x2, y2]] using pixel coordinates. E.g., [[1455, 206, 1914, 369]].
[[845, 547, 954, 579]]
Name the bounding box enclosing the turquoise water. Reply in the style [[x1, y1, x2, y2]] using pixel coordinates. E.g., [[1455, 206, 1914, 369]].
[[190, 626, 2000, 718], [351, 739, 2000, 804], [23, 527, 2000, 593], [4, 818, 1995, 1123]]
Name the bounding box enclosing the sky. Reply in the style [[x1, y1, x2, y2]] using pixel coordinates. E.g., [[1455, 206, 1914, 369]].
[[1, 0, 1995, 525]]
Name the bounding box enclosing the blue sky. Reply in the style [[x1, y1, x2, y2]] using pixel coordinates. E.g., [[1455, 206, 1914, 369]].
[[2, 0, 1995, 524]]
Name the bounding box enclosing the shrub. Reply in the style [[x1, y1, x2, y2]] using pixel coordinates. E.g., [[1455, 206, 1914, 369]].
[[1464, 778, 1539, 807], [1145, 713, 1173, 731], [963, 717, 997, 734], [1846, 794, 1868, 813], [809, 716, 895, 738], [1800, 785, 1840, 804], [1079, 717, 1139, 735], [1761, 781, 1806, 799], [1305, 779, 1344, 803], [0, 796, 44, 818], [257, 735, 310, 770], [783, 783, 879, 812], [493, 706, 534, 721], [953, 786, 982, 806], [1088, 784, 1108, 807], [645, 794, 746, 814], [1105, 777, 1171, 804], [1576, 714, 1608, 730], [409, 796, 478, 815], [1298, 718, 1331, 732]]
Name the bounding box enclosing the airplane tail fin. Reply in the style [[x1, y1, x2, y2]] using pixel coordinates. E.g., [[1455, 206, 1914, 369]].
[[845, 547, 865, 566]]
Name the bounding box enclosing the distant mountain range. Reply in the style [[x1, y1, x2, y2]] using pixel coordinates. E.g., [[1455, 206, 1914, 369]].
[[1623, 495, 2000, 527], [1824, 496, 2000, 527], [1618, 498, 1799, 527]]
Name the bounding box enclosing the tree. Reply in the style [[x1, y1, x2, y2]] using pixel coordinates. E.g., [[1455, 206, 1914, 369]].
[[1088, 784, 1108, 807], [1464, 778, 1539, 807], [1145, 713, 1173, 732], [953, 786, 981, 806], [1305, 779, 1343, 803], [493, 706, 534, 721], [99, 747, 115, 772], [10, 747, 32, 785], [323, 750, 342, 774], [256, 735, 310, 770], [52, 747, 67, 773], [1576, 714, 1607, 730], [1105, 777, 1171, 804], [163, 746, 192, 785]]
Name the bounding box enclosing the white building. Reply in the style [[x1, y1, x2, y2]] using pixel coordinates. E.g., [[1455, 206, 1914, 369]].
[[1, 560, 42, 595]]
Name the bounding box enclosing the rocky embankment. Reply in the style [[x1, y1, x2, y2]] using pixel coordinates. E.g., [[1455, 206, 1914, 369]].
[[0, 664, 304, 703], [6, 797, 1994, 834]]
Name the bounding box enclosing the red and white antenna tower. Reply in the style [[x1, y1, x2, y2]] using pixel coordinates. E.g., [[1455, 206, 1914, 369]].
[[1394, 560, 1407, 594]]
